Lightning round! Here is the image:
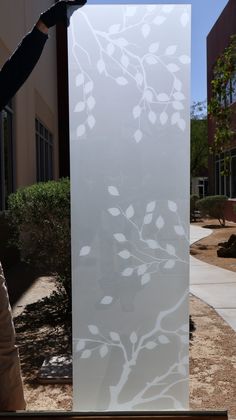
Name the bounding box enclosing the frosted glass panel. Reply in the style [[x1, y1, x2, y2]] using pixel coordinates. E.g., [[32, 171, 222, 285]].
[[68, 4, 190, 411]]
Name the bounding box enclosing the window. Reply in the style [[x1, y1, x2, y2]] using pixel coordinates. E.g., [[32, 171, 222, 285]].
[[35, 119, 53, 182], [0, 102, 14, 210], [215, 150, 236, 198]]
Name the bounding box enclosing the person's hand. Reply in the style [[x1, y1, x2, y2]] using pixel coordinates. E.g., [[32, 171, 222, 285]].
[[40, 0, 87, 28]]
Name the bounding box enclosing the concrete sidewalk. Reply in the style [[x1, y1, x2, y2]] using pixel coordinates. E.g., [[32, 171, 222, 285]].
[[190, 224, 236, 332]]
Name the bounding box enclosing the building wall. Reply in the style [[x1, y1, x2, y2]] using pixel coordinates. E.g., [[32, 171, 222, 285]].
[[0, 0, 59, 192]]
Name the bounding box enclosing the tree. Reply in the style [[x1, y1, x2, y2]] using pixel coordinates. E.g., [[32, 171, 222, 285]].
[[191, 100, 208, 177]]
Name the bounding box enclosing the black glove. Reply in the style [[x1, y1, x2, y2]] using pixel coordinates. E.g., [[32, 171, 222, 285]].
[[40, 0, 87, 28]]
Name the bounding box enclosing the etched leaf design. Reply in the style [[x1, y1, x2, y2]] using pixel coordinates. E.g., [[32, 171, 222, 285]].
[[137, 264, 147, 276], [178, 119, 186, 131], [97, 59, 105, 74], [156, 216, 164, 229], [141, 273, 151, 285], [162, 5, 174, 13], [122, 267, 134, 277], [168, 200, 178, 212], [149, 42, 159, 53], [108, 208, 121, 216], [116, 77, 128, 86], [130, 332, 138, 344], [79, 246, 91, 256], [144, 213, 153, 225], [174, 225, 185, 236], [87, 96, 96, 110], [121, 54, 130, 68], [87, 115, 96, 129], [84, 81, 94, 94], [181, 12, 189, 27], [173, 92, 185, 101], [148, 111, 157, 124], [74, 101, 85, 112], [171, 112, 180, 125], [166, 244, 176, 256], [100, 345, 109, 358], [133, 105, 142, 119], [146, 239, 159, 249], [76, 340, 85, 351], [118, 250, 131, 259], [146, 201, 156, 212], [145, 341, 157, 349], [108, 186, 120, 196], [164, 259, 175, 269], [145, 56, 157, 65], [115, 38, 128, 48], [113, 233, 126, 242], [153, 15, 166, 25], [110, 332, 120, 341], [142, 24, 151, 38], [179, 55, 191, 64], [88, 325, 99, 335], [126, 205, 134, 219], [165, 45, 177, 55], [77, 125, 86, 137], [144, 90, 153, 102], [134, 130, 143, 143], [174, 78, 182, 91], [76, 73, 84, 86], [157, 93, 169, 102], [81, 349, 92, 359], [167, 63, 180, 73], [160, 112, 168, 125], [100, 296, 113, 305], [107, 43, 115, 56], [109, 24, 121, 34], [158, 335, 170, 344], [135, 73, 144, 86], [172, 101, 184, 111]]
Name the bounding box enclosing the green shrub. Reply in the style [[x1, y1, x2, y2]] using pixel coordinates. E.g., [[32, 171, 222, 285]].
[[8, 178, 71, 304], [196, 195, 228, 226], [190, 195, 199, 222]]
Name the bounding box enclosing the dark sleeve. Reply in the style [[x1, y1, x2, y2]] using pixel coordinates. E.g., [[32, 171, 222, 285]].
[[0, 26, 48, 111]]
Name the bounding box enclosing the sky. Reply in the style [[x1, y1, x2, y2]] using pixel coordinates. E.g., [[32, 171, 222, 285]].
[[87, 0, 229, 104]]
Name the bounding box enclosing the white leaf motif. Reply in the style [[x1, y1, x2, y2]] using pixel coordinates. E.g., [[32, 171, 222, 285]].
[[142, 24, 150, 38], [166, 244, 176, 256], [158, 335, 170, 344], [167, 63, 180, 73], [81, 350, 92, 359], [130, 332, 138, 344], [164, 260, 175, 269], [171, 112, 180, 125], [76, 73, 84, 86], [76, 340, 85, 351], [173, 92, 185, 101], [160, 112, 168, 125], [97, 59, 105, 74], [146, 239, 159, 249], [116, 77, 128, 86], [113, 233, 126, 242], [100, 296, 113, 305], [84, 81, 94, 94], [144, 213, 153, 225], [134, 130, 143, 143], [109, 24, 121, 34], [74, 101, 85, 112], [88, 325, 99, 335], [148, 111, 157, 124], [178, 119, 186, 131], [87, 96, 96, 110], [107, 43, 115, 56], [168, 200, 178, 212], [153, 16, 166, 25], [145, 56, 157, 65], [146, 201, 156, 212], [79, 246, 91, 256], [135, 73, 143, 86], [165, 45, 177, 55], [118, 250, 131, 259], [121, 54, 130, 68], [172, 101, 184, 111], [162, 5, 174, 13], [145, 341, 157, 349], [149, 43, 159, 53], [108, 208, 121, 216], [174, 225, 185, 236], [174, 78, 182, 91], [179, 55, 191, 64], [126, 205, 134, 219], [141, 273, 151, 285], [144, 90, 153, 102], [133, 105, 141, 119], [87, 115, 96, 130], [156, 216, 164, 229], [137, 264, 147, 276], [115, 38, 128, 48], [157, 93, 169, 102], [100, 345, 108, 358], [77, 125, 86, 137], [108, 186, 120, 196], [181, 12, 189, 27], [110, 332, 120, 341], [122, 267, 133, 277]]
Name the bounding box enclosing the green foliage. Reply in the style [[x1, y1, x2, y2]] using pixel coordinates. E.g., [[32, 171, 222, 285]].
[[196, 195, 228, 226], [208, 35, 236, 174], [190, 195, 199, 221], [191, 101, 208, 177], [8, 178, 71, 303]]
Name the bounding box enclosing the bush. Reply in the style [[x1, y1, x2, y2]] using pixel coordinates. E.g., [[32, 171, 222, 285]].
[[196, 195, 228, 226], [8, 178, 71, 305], [190, 195, 199, 222]]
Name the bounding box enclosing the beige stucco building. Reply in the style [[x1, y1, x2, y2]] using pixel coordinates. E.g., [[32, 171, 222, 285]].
[[0, 0, 59, 210]]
